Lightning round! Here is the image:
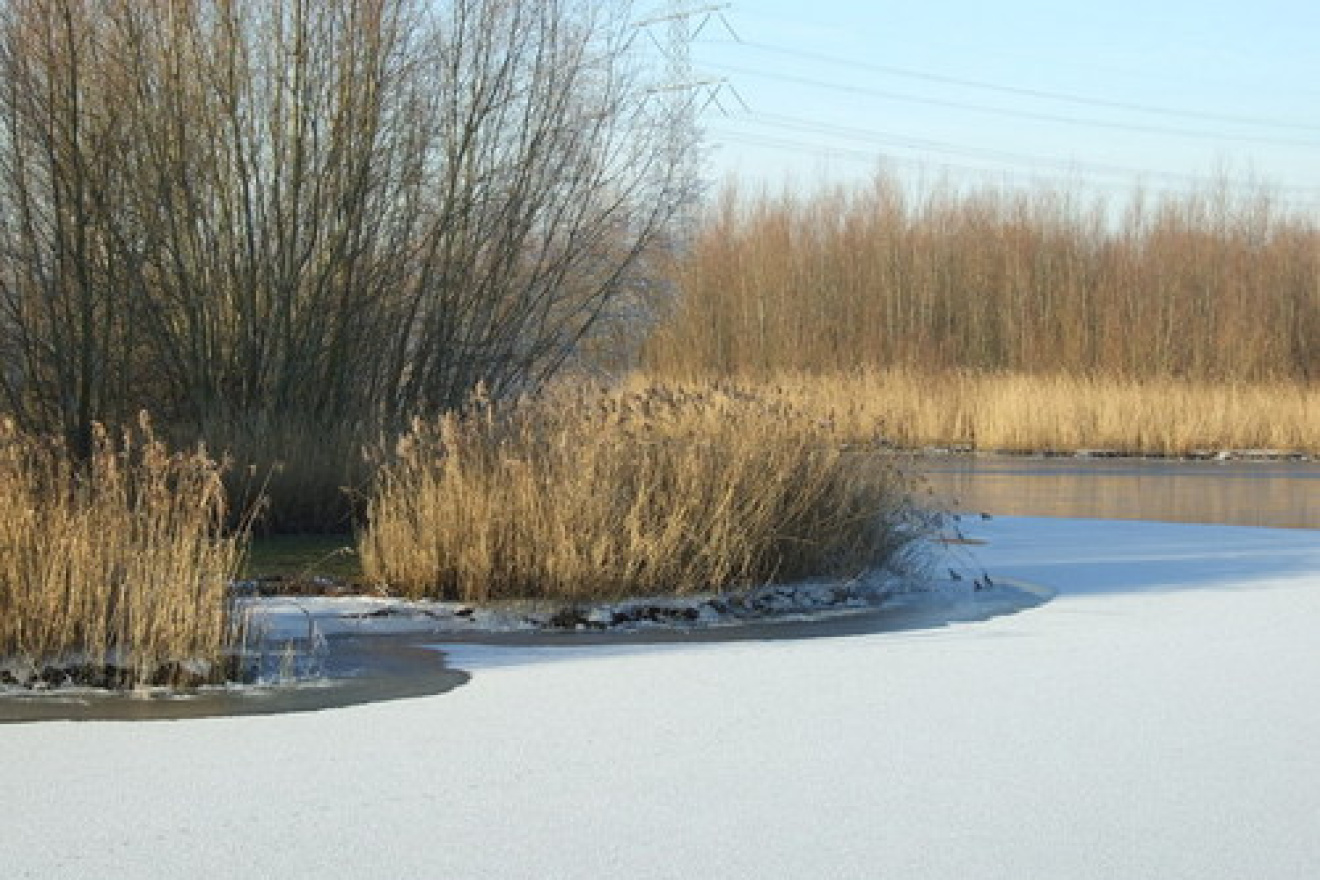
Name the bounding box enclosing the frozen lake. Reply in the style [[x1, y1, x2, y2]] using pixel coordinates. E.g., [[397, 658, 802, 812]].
[[4, 514, 1319, 879]]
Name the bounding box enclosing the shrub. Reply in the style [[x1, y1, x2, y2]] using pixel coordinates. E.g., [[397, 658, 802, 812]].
[[360, 385, 920, 602], [190, 413, 370, 535]]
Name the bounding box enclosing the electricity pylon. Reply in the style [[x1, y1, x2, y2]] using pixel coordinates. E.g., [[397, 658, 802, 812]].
[[636, 3, 738, 250]]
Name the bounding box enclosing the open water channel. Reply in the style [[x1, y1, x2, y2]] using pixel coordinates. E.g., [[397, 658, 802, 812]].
[[921, 456, 1318, 530]]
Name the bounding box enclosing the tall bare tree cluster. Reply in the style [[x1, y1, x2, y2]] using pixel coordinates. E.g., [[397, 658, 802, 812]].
[[645, 178, 1319, 383], [0, 0, 680, 475]]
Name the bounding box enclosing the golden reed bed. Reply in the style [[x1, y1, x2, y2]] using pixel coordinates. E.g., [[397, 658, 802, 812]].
[[629, 372, 1319, 457]]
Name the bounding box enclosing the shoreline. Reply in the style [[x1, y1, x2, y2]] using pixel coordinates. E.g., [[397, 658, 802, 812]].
[[0, 574, 1050, 723], [913, 446, 1315, 462]]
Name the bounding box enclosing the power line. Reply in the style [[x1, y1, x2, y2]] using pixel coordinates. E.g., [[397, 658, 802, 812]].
[[704, 62, 1320, 150], [694, 9, 1320, 210], [708, 116, 1320, 206], [729, 110, 1320, 195], [727, 8, 1320, 103], [707, 127, 1320, 211], [723, 39, 1320, 136]]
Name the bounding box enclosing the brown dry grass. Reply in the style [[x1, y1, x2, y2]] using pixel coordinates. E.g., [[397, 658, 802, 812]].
[[650, 371, 1319, 457], [0, 417, 244, 687], [359, 385, 920, 602]]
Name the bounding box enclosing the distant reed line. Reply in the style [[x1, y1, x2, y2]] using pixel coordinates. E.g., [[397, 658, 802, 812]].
[[626, 372, 1319, 457]]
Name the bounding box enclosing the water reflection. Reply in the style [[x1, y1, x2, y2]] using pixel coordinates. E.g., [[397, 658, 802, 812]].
[[921, 457, 1319, 530], [0, 634, 468, 723]]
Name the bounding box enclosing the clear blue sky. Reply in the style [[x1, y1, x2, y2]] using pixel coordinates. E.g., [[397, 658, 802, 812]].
[[659, 1, 1320, 209]]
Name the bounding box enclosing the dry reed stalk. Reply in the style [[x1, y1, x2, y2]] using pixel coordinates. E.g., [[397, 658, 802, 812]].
[[359, 385, 920, 602], [647, 371, 1320, 457], [0, 417, 244, 687]]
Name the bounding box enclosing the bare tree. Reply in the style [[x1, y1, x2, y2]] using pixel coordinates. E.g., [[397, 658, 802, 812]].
[[377, 0, 681, 420], [0, 0, 137, 457], [0, 0, 684, 524]]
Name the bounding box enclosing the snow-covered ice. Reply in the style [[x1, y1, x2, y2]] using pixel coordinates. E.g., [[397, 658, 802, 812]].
[[3, 516, 1319, 879]]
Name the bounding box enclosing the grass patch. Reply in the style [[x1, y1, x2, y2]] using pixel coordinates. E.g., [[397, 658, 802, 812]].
[[359, 385, 922, 602], [241, 535, 362, 597], [0, 417, 245, 688], [244, 536, 361, 581]]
